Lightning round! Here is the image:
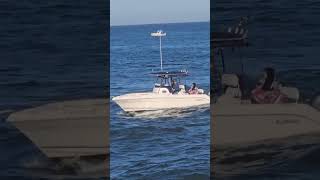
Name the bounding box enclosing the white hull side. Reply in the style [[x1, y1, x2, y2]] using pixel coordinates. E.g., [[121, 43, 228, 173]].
[[212, 103, 320, 147], [7, 99, 109, 158], [113, 93, 210, 112]]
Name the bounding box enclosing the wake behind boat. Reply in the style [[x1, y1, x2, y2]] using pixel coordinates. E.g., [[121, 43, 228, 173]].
[[112, 30, 210, 112]]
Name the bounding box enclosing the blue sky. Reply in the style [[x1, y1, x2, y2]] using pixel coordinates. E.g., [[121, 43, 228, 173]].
[[110, 0, 210, 26]]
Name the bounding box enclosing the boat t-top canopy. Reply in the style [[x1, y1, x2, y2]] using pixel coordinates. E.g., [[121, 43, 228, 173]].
[[211, 17, 249, 48], [150, 71, 188, 78]]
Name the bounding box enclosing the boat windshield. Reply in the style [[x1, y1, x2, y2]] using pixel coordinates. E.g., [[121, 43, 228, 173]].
[[151, 71, 188, 87], [154, 77, 182, 87]]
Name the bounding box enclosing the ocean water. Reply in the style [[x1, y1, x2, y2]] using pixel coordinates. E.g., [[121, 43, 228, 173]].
[[212, 0, 320, 179], [0, 1, 108, 179], [110, 22, 210, 179]]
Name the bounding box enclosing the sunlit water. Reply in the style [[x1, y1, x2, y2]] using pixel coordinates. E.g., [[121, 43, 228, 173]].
[[110, 22, 210, 179]]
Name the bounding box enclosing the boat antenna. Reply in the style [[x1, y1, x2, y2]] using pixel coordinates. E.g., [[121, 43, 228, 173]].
[[151, 30, 166, 71]]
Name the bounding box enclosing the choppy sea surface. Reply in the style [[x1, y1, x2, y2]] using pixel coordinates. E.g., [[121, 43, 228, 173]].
[[110, 22, 210, 179], [0, 1, 108, 179], [212, 0, 320, 179]]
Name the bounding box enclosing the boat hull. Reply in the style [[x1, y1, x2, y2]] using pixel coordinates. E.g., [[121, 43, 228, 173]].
[[112, 93, 210, 112], [6, 99, 109, 158], [212, 103, 320, 147]]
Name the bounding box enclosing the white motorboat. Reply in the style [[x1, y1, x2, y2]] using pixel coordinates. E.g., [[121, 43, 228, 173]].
[[6, 98, 109, 158], [113, 71, 210, 112], [112, 30, 210, 112], [211, 19, 320, 147]]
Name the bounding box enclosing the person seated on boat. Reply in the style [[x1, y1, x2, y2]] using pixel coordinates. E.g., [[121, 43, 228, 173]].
[[188, 83, 199, 94], [251, 67, 287, 104], [171, 79, 179, 94]]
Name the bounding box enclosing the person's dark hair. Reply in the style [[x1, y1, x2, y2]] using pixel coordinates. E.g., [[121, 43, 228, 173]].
[[262, 67, 275, 91], [192, 83, 197, 90]]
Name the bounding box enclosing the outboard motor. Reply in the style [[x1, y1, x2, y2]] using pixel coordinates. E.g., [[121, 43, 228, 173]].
[[312, 95, 320, 110]]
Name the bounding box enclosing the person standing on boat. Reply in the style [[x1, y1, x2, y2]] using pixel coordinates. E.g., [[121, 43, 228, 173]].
[[251, 67, 287, 103], [171, 79, 179, 93], [188, 83, 199, 94]]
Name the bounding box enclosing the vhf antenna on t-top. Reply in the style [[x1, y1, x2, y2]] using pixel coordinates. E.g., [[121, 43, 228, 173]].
[[151, 30, 166, 71]]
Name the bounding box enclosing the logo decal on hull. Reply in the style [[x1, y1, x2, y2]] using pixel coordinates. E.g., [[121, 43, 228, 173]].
[[275, 119, 300, 125]]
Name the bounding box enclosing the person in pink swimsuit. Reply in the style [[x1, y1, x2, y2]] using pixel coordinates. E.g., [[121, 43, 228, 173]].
[[188, 83, 199, 94], [251, 67, 287, 104]]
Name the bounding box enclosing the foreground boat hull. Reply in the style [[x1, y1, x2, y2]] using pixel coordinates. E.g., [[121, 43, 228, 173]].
[[7, 99, 109, 158], [212, 103, 320, 147], [112, 93, 210, 112]]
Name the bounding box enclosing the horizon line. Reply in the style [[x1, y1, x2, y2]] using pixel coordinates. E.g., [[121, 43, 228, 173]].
[[110, 20, 209, 27]]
